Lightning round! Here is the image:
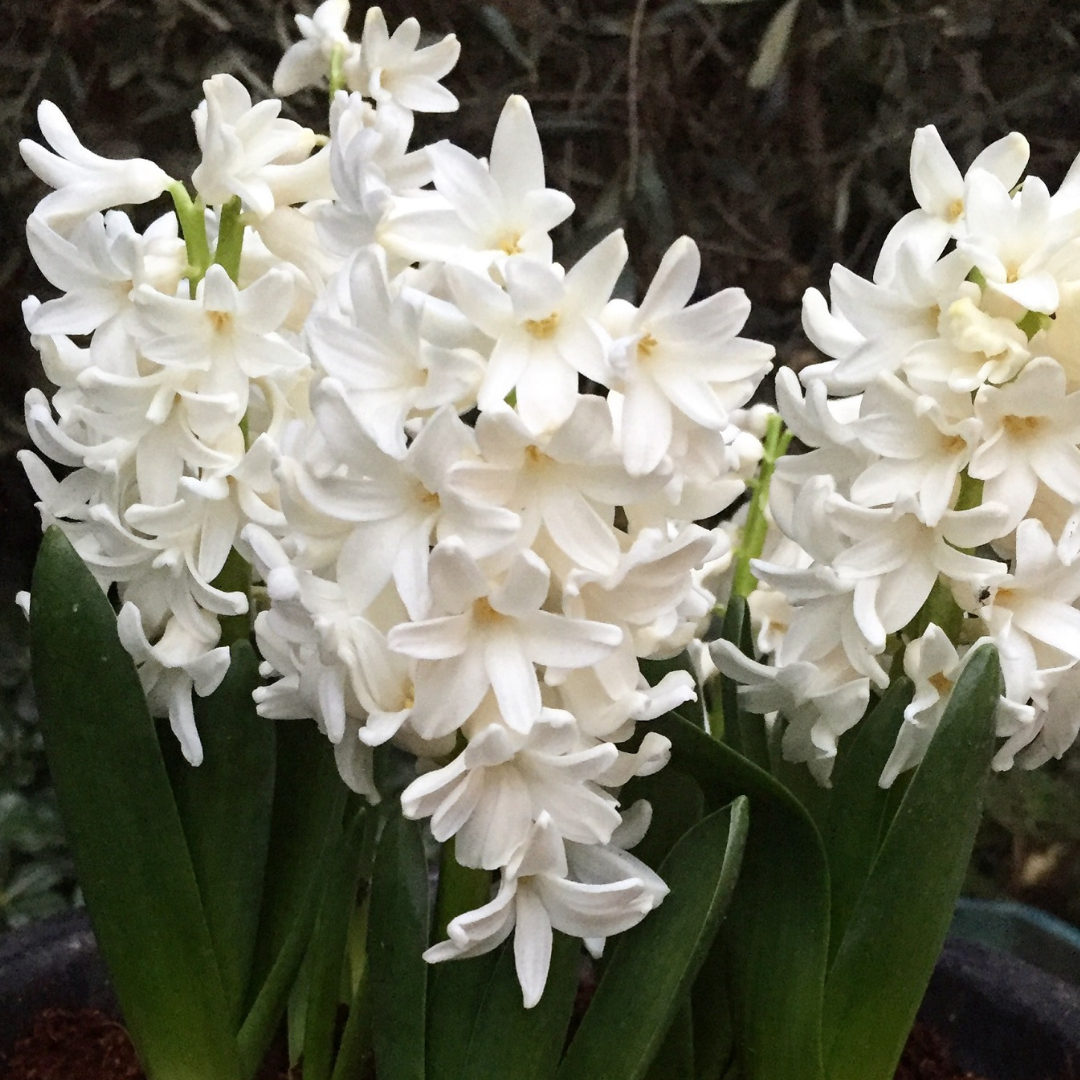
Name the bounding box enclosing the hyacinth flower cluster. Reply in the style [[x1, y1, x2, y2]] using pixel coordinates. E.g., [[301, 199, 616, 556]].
[[712, 125, 1080, 788], [18, 0, 775, 1007]]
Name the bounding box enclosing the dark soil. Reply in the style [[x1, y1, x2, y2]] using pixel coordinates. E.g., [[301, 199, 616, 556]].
[[1, 1009, 143, 1080], [0, 1008, 296, 1080], [895, 1021, 990, 1080], [0, 1008, 991, 1080]]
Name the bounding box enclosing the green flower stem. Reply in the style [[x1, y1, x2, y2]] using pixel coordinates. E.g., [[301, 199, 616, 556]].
[[329, 42, 347, 99], [167, 181, 211, 298], [213, 196, 245, 284], [732, 413, 792, 600], [952, 469, 984, 514], [434, 838, 491, 942], [212, 546, 253, 647]]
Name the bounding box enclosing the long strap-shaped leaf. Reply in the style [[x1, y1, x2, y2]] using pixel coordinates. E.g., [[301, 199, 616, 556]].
[[654, 713, 829, 1080], [238, 723, 348, 1076], [556, 798, 749, 1080], [29, 526, 244, 1080], [303, 800, 369, 1080], [823, 677, 913, 963], [368, 811, 431, 1080], [452, 931, 580, 1080], [170, 640, 276, 1031], [821, 644, 1001, 1080], [427, 952, 502, 1080]]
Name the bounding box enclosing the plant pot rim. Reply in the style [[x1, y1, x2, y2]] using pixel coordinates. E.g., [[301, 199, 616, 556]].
[[919, 936, 1080, 1080]]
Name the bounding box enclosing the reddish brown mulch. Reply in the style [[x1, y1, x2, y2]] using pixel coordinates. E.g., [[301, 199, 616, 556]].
[[1, 1008, 296, 1080], [894, 1020, 990, 1080], [2, 1007, 991, 1080], [1, 1009, 143, 1080]]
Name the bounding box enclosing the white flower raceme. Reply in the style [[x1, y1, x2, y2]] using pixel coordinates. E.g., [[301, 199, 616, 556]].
[[305, 245, 484, 458], [400, 709, 623, 869], [22, 9, 772, 1010], [385, 95, 574, 270], [716, 123, 1080, 787], [386, 542, 623, 737], [447, 234, 628, 433], [876, 125, 1029, 273], [117, 602, 231, 766], [25, 211, 184, 341]]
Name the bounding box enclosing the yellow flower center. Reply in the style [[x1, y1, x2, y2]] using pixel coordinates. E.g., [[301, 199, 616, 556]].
[[637, 333, 659, 359], [928, 671, 953, 695], [1002, 414, 1042, 438], [525, 313, 560, 339], [473, 597, 503, 626], [497, 233, 523, 255]]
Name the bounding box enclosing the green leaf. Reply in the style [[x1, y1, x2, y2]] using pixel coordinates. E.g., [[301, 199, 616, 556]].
[[642, 1002, 694, 1080], [433, 837, 492, 941], [716, 597, 770, 771], [823, 677, 913, 961], [170, 641, 276, 1030], [368, 811, 431, 1080], [447, 931, 580, 1080], [304, 799, 368, 1080], [618, 765, 704, 872], [330, 951, 374, 1080], [822, 644, 1001, 1080], [427, 843, 501, 1080], [238, 723, 348, 1076], [427, 951, 503, 1080], [653, 712, 829, 1080], [29, 526, 244, 1080], [690, 931, 735, 1080], [556, 798, 749, 1080]]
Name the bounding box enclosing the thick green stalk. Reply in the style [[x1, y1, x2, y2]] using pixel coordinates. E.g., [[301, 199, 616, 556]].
[[213, 196, 245, 284], [167, 181, 211, 298], [329, 42, 347, 99], [732, 414, 792, 600]]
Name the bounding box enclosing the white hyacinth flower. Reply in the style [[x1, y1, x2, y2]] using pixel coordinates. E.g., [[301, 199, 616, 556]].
[[20, 101, 172, 229], [273, 0, 360, 97], [192, 74, 327, 217], [424, 813, 666, 1008], [353, 7, 460, 113]]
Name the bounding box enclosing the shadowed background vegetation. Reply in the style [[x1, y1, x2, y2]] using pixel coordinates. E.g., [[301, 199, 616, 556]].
[[3, 0, 1080, 931]]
